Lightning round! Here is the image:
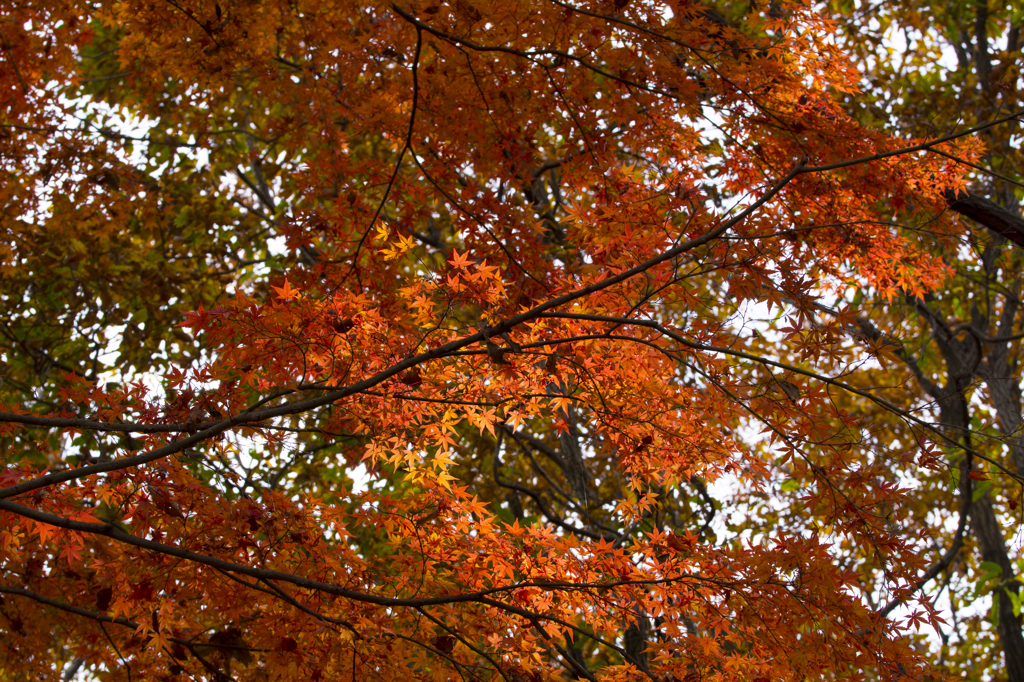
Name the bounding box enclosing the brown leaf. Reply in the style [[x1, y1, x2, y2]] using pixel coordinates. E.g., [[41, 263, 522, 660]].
[[129, 580, 154, 602], [777, 379, 800, 402], [486, 339, 510, 365], [400, 369, 422, 386], [666, 533, 694, 554], [544, 353, 559, 375], [432, 634, 456, 653], [148, 485, 186, 520], [332, 316, 355, 333], [208, 627, 253, 665], [96, 585, 113, 612]]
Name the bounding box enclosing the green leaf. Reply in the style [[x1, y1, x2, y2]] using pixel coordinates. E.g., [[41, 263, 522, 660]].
[[972, 479, 994, 502], [780, 479, 800, 493], [1005, 588, 1022, 618], [974, 561, 1004, 597], [949, 466, 960, 492], [981, 561, 1004, 575]]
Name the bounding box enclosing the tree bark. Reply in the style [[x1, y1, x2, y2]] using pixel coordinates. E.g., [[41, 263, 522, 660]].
[[910, 291, 1024, 682]]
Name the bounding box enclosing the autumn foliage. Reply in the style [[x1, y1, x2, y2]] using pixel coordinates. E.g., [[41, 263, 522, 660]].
[[0, 0, 1018, 680]]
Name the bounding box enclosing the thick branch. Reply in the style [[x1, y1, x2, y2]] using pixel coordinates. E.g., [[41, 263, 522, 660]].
[[944, 188, 1024, 248]]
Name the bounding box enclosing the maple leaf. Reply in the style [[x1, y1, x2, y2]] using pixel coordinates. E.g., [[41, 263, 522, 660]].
[[448, 249, 472, 270], [272, 278, 300, 301], [1, 0, 1013, 680]]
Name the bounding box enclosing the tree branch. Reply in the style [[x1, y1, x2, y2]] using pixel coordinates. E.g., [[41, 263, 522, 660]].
[[943, 188, 1024, 248]]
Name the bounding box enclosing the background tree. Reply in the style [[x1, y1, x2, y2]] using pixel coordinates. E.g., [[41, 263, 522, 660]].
[[0, 0, 1016, 681], [803, 0, 1024, 678]]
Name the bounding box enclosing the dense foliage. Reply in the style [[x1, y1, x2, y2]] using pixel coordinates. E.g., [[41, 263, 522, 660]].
[[0, 0, 1021, 680]]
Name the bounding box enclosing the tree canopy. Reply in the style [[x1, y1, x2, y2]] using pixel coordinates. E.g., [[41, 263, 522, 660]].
[[0, 0, 1021, 680]]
